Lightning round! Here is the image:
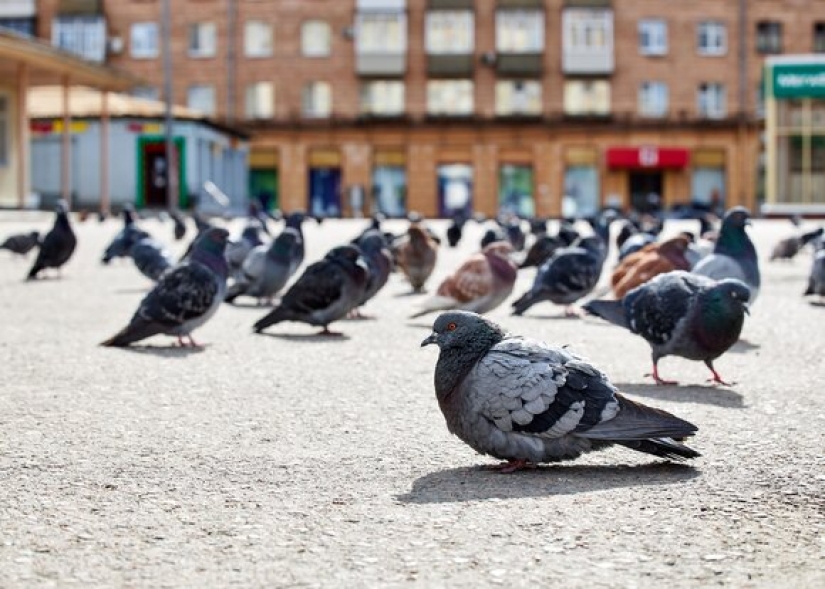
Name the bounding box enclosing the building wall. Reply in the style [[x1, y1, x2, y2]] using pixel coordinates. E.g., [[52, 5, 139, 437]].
[[0, 84, 20, 208]]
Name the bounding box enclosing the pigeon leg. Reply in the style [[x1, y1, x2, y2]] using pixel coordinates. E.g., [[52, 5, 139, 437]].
[[705, 360, 735, 387], [177, 335, 188, 347], [564, 305, 584, 318], [187, 334, 202, 348], [646, 362, 678, 386], [317, 326, 344, 337], [496, 460, 535, 474]]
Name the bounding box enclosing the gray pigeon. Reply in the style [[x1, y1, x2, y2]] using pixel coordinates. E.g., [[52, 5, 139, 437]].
[[225, 227, 301, 304], [101, 227, 229, 347], [512, 236, 606, 317], [171, 210, 187, 241], [693, 207, 760, 303], [804, 246, 825, 300], [103, 225, 150, 264], [770, 227, 823, 261], [421, 311, 700, 473], [130, 237, 174, 282], [226, 223, 265, 276], [1, 231, 40, 256], [353, 229, 393, 314], [253, 245, 369, 335], [584, 271, 750, 386], [27, 201, 76, 280]]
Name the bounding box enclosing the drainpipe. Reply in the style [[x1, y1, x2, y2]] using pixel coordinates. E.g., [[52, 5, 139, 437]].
[[737, 0, 749, 209], [162, 0, 177, 211], [227, 0, 237, 124]]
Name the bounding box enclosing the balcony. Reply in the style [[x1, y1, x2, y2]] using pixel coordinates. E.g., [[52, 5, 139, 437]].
[[562, 8, 614, 75], [427, 54, 474, 76], [355, 7, 407, 76], [496, 53, 543, 76]]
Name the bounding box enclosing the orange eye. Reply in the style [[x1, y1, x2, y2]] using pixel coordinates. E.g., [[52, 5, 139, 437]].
[[446, 322, 457, 331]]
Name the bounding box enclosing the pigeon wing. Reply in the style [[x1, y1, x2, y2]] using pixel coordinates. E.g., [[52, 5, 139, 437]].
[[280, 261, 345, 314], [438, 254, 492, 302], [135, 263, 218, 327]]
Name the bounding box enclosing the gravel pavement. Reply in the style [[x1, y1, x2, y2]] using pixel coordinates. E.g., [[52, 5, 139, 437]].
[[0, 213, 823, 588]]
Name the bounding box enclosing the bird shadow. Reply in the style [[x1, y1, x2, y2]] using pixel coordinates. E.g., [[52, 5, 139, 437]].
[[225, 300, 276, 309], [614, 382, 745, 408], [397, 462, 699, 505], [254, 331, 351, 342], [393, 290, 426, 298], [808, 300, 825, 307], [729, 339, 761, 353], [113, 287, 152, 295], [513, 313, 582, 321], [104, 344, 208, 357]]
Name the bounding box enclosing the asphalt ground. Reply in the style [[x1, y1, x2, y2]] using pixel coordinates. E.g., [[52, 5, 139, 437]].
[[0, 212, 823, 588]]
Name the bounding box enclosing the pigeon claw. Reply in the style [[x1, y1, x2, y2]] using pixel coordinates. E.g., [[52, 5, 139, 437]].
[[646, 365, 678, 386], [564, 305, 584, 318], [487, 460, 535, 474], [706, 371, 735, 387]]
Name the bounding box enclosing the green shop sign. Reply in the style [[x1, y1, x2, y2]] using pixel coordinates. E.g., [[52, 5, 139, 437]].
[[771, 63, 825, 99]]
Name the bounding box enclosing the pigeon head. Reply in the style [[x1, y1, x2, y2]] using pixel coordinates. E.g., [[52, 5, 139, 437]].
[[713, 279, 752, 311], [241, 224, 263, 245], [191, 227, 230, 277], [408, 223, 430, 244], [269, 228, 300, 257], [715, 207, 756, 260], [421, 311, 505, 351], [482, 241, 514, 258], [722, 206, 751, 229], [328, 245, 370, 275], [358, 230, 388, 254]]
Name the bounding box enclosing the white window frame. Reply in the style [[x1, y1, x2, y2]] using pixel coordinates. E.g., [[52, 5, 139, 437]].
[[426, 80, 474, 116], [496, 10, 544, 53], [52, 16, 106, 62], [697, 21, 727, 56], [245, 82, 274, 120], [130, 22, 159, 59], [188, 22, 217, 58], [302, 82, 332, 119], [187, 84, 216, 116], [563, 80, 611, 116], [356, 12, 407, 54], [0, 94, 8, 168], [360, 81, 405, 116], [638, 81, 669, 117], [638, 19, 667, 56], [301, 20, 331, 57], [244, 20, 272, 58], [495, 80, 542, 116], [697, 83, 726, 119], [425, 10, 474, 55]]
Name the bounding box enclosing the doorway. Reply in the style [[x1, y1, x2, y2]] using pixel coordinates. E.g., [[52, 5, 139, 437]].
[[249, 168, 278, 211], [137, 137, 186, 208], [308, 167, 341, 217], [629, 171, 663, 212], [437, 164, 473, 218]]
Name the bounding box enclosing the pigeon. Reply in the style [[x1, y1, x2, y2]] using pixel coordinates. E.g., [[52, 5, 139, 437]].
[[395, 222, 439, 293], [353, 230, 393, 314], [27, 201, 77, 280], [253, 245, 369, 335], [512, 236, 606, 317], [519, 234, 565, 269], [770, 227, 823, 261], [225, 227, 301, 304], [352, 213, 385, 245], [412, 242, 517, 318], [121, 205, 136, 227], [130, 237, 174, 282], [584, 271, 751, 386], [618, 232, 658, 262], [503, 218, 526, 252], [480, 226, 506, 249], [803, 245, 825, 300], [693, 206, 760, 303], [284, 211, 308, 272], [529, 218, 547, 236], [1, 231, 40, 256], [171, 210, 187, 241], [611, 236, 692, 299], [102, 225, 150, 264], [446, 215, 466, 248], [101, 227, 229, 347], [421, 311, 700, 473], [226, 223, 265, 276]]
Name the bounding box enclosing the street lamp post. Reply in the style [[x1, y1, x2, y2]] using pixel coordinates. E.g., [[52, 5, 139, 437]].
[[161, 0, 177, 211]]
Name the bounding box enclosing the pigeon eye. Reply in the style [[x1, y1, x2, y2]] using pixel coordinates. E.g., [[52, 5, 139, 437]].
[[446, 322, 457, 332]]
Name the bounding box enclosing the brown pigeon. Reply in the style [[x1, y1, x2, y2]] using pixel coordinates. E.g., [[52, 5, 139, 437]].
[[395, 222, 439, 293], [611, 236, 692, 299]]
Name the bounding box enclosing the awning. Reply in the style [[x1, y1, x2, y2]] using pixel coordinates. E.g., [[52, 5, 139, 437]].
[[606, 146, 689, 169]]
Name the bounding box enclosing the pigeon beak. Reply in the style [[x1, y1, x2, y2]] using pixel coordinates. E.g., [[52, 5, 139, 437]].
[[743, 304, 750, 316], [421, 333, 438, 347]]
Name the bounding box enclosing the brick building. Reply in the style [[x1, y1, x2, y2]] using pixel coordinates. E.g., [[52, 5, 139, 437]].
[[15, 0, 825, 216]]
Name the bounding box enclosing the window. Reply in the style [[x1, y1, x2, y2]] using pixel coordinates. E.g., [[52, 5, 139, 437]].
[[188, 22, 216, 58], [425, 11, 474, 54], [132, 86, 160, 101], [564, 10, 611, 52], [638, 19, 667, 55], [356, 12, 406, 54], [52, 16, 106, 62], [301, 20, 331, 57], [697, 83, 726, 119], [495, 81, 542, 116], [427, 80, 474, 116], [563, 80, 611, 116], [360, 81, 405, 116], [245, 82, 274, 119], [697, 21, 726, 56], [187, 84, 216, 115], [0, 95, 8, 167], [302, 82, 332, 118], [0, 17, 35, 37], [816, 23, 825, 53], [130, 22, 158, 58], [638, 81, 668, 117], [756, 21, 782, 54], [496, 10, 544, 53], [244, 20, 272, 57]]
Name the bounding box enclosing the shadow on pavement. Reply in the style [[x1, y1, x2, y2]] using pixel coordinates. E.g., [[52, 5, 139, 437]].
[[254, 331, 351, 342], [729, 339, 761, 353], [615, 382, 745, 408], [106, 344, 207, 357], [397, 462, 699, 504]]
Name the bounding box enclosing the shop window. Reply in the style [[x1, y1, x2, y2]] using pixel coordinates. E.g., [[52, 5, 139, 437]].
[[189, 22, 217, 58], [638, 19, 667, 56], [496, 80, 542, 116], [244, 20, 272, 58], [697, 21, 726, 56], [496, 10, 544, 53], [639, 81, 668, 117], [756, 21, 782, 54], [302, 82, 332, 118], [427, 80, 473, 116], [301, 20, 331, 57], [499, 164, 534, 218], [426, 11, 474, 54], [564, 166, 599, 219], [691, 168, 725, 209], [245, 82, 274, 119], [438, 164, 473, 218], [361, 81, 405, 116], [187, 84, 216, 115], [372, 166, 406, 217]]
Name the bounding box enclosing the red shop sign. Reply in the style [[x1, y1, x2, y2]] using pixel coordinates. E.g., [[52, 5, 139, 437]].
[[606, 146, 690, 169]]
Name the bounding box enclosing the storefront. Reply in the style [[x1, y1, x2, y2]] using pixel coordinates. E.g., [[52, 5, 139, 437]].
[[763, 55, 825, 215], [605, 146, 690, 212]]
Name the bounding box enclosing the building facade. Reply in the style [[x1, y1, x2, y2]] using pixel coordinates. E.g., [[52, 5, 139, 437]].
[[20, 0, 825, 216]]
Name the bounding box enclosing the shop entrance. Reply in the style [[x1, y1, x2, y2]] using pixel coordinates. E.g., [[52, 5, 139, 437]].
[[629, 171, 663, 213]]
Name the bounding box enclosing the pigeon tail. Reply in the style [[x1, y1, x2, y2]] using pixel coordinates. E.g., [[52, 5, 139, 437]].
[[101, 318, 164, 347], [582, 299, 628, 329], [225, 281, 246, 303], [253, 306, 294, 332], [511, 291, 540, 316], [410, 295, 457, 319], [579, 393, 700, 460], [26, 263, 44, 280]]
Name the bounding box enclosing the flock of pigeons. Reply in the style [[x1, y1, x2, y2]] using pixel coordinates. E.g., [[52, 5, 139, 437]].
[[3, 201, 824, 473]]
